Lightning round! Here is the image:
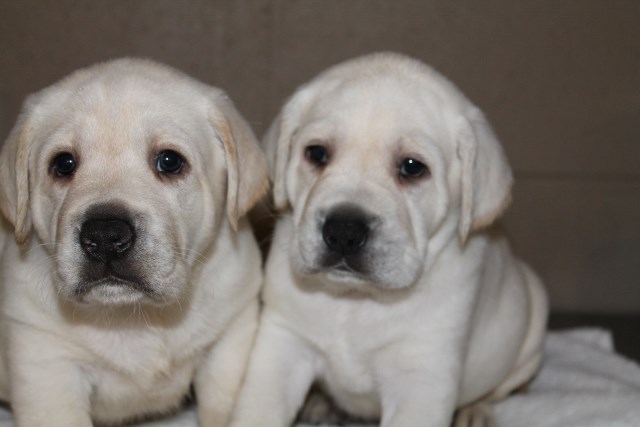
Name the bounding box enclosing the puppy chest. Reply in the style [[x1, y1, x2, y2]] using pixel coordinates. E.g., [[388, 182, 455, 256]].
[[89, 356, 195, 422], [308, 302, 415, 415], [81, 331, 202, 422], [318, 339, 381, 418], [314, 309, 383, 399]]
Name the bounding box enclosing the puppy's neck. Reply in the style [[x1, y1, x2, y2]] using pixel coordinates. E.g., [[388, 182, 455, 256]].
[[57, 294, 193, 330]]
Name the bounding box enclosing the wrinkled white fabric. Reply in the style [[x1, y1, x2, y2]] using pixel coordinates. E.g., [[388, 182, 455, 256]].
[[493, 329, 640, 427]]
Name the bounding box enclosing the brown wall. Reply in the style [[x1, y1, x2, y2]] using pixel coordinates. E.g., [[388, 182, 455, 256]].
[[1, 0, 638, 312]]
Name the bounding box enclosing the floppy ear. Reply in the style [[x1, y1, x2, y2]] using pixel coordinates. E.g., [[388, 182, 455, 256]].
[[262, 112, 290, 211], [0, 105, 34, 246], [263, 86, 317, 211], [456, 107, 513, 243], [210, 93, 269, 231]]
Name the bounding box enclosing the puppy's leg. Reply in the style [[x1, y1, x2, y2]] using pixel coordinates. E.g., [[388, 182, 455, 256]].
[[452, 348, 542, 427], [195, 302, 260, 427], [229, 310, 317, 427], [10, 329, 92, 427]]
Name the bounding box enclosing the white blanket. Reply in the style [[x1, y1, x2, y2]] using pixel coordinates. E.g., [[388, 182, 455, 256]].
[[0, 329, 638, 426]]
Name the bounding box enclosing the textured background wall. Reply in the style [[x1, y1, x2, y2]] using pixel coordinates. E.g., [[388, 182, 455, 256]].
[[1, 0, 638, 313]]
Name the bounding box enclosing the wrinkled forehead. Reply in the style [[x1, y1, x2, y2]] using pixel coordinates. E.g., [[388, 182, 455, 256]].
[[301, 75, 455, 149], [29, 71, 211, 151], [37, 69, 207, 124]]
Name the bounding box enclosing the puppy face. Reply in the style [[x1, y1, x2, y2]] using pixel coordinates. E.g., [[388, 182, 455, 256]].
[[0, 59, 268, 306], [284, 79, 452, 291], [267, 53, 512, 292]]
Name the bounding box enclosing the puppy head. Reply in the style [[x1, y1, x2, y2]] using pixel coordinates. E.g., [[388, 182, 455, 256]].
[[0, 58, 267, 306], [266, 52, 512, 292]]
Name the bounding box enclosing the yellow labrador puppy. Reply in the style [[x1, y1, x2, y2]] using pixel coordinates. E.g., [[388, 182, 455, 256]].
[[0, 59, 268, 426], [231, 53, 548, 427]]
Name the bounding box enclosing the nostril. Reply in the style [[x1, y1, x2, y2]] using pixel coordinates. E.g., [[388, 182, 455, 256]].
[[81, 237, 99, 254], [325, 234, 338, 247], [79, 218, 135, 262]]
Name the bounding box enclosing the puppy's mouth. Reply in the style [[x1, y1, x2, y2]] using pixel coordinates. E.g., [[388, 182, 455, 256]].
[[296, 258, 377, 296], [74, 276, 156, 305], [321, 255, 368, 276]]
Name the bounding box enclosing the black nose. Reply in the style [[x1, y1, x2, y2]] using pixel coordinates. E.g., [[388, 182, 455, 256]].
[[79, 218, 135, 263], [322, 210, 370, 255]]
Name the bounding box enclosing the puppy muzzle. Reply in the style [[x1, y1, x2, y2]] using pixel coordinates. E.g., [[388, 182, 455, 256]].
[[73, 204, 155, 302], [319, 204, 375, 275]]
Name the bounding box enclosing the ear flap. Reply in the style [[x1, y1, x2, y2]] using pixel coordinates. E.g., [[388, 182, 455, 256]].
[[0, 106, 34, 245], [263, 85, 317, 211], [263, 111, 291, 211], [456, 107, 513, 243], [210, 93, 269, 231]]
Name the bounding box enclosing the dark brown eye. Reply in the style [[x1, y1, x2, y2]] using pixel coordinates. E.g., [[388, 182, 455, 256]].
[[156, 150, 184, 174], [52, 152, 76, 177], [399, 158, 429, 179], [305, 145, 329, 167]]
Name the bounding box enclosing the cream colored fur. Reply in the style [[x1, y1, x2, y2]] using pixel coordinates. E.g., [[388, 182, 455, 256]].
[[0, 59, 268, 427], [231, 52, 548, 427]]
